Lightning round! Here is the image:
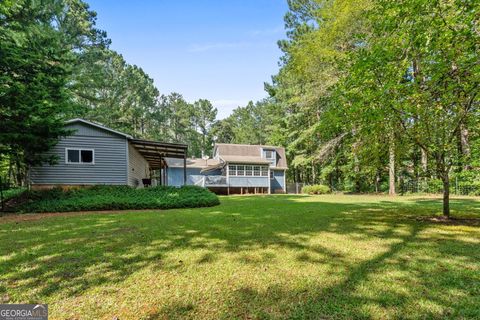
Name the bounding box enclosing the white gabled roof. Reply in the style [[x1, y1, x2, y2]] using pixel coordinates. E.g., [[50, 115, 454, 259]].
[[66, 118, 133, 139]]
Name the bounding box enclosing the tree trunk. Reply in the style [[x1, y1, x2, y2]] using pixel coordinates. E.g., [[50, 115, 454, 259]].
[[353, 154, 360, 192], [312, 161, 316, 185], [459, 123, 471, 170], [388, 136, 396, 196], [436, 152, 450, 218], [421, 148, 428, 172], [15, 158, 23, 187], [441, 174, 450, 217]]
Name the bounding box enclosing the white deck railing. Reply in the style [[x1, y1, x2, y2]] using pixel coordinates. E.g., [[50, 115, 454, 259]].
[[190, 175, 228, 187]]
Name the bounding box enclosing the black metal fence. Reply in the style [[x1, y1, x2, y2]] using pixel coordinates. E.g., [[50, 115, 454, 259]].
[[286, 183, 305, 194], [287, 178, 479, 195], [399, 179, 479, 196]]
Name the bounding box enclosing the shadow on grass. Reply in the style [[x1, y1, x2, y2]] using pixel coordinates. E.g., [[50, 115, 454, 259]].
[[0, 195, 479, 318]]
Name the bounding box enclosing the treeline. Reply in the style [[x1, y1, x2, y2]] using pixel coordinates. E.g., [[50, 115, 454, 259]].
[[2, 0, 478, 215], [71, 47, 218, 156], [0, 0, 217, 185], [216, 0, 480, 216]]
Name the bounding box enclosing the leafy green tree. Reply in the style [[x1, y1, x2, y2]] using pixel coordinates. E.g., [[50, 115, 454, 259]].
[[0, 0, 106, 185], [211, 118, 235, 144], [267, 0, 479, 215], [193, 99, 217, 157], [346, 0, 479, 215], [70, 49, 159, 138], [213, 100, 275, 146]]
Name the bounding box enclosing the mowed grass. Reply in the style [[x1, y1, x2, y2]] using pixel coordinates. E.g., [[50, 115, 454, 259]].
[[0, 195, 479, 319]]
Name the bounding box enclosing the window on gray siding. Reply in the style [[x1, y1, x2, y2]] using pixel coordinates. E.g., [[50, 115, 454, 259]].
[[263, 149, 276, 167], [229, 164, 269, 177], [261, 167, 268, 177], [66, 148, 94, 164], [67, 149, 79, 163], [237, 165, 245, 176], [81, 150, 93, 163]]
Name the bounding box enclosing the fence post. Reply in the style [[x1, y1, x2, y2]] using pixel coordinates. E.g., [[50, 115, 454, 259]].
[[455, 176, 458, 195]]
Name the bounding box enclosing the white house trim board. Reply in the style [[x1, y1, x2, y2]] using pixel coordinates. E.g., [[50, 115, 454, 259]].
[[66, 118, 133, 139], [125, 140, 129, 185], [268, 167, 271, 194], [226, 162, 230, 195]]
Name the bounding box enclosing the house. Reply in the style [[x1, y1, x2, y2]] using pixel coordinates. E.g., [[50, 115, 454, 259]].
[[31, 119, 188, 189], [167, 143, 288, 194], [31, 119, 288, 194]]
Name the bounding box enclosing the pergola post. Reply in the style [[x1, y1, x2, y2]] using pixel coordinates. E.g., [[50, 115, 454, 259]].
[[129, 139, 188, 188], [165, 164, 168, 186], [183, 148, 187, 186], [159, 156, 163, 186]]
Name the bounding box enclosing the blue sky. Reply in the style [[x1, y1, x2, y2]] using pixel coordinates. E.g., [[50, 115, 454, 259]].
[[86, 0, 288, 119]]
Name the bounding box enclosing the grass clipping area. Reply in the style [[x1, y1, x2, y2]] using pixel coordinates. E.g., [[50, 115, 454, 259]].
[[8, 185, 220, 213]]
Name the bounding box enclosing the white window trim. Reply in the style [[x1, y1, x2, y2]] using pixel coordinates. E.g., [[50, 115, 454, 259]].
[[229, 164, 269, 177], [262, 148, 276, 167], [65, 148, 95, 164]]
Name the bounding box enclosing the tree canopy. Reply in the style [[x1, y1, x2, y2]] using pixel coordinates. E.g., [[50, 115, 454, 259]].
[[1, 0, 478, 216]]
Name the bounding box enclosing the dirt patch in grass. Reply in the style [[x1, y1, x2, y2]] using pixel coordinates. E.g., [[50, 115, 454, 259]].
[[0, 209, 158, 224], [415, 215, 480, 226]]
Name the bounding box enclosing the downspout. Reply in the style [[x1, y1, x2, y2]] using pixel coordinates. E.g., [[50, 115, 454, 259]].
[[165, 162, 169, 186], [183, 148, 187, 186], [268, 167, 271, 194], [226, 162, 230, 195]]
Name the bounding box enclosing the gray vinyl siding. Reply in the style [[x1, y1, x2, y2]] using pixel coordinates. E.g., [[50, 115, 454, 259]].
[[31, 123, 128, 185], [270, 169, 285, 192], [65, 122, 121, 138], [229, 176, 269, 187], [128, 143, 149, 188]]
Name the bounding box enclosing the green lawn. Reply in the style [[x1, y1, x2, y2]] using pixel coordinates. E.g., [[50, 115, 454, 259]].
[[1, 195, 479, 319]]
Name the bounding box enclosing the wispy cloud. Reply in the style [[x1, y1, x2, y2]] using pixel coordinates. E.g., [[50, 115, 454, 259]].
[[248, 26, 284, 37], [211, 99, 250, 119], [188, 42, 250, 53]]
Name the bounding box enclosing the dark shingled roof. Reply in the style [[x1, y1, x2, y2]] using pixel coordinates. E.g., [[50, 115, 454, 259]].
[[214, 143, 288, 169], [165, 158, 221, 168]]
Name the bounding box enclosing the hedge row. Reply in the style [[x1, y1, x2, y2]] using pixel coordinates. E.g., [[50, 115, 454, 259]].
[[10, 185, 220, 213], [302, 184, 331, 195]]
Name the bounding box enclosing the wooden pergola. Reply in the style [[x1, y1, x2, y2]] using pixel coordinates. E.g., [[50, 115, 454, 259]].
[[129, 139, 188, 186]]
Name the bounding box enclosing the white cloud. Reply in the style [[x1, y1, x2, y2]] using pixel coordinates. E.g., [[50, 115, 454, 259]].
[[187, 42, 250, 53]]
